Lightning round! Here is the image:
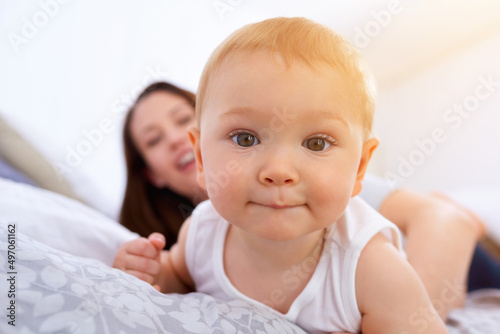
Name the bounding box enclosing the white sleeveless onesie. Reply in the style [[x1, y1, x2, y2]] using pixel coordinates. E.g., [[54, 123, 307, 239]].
[[185, 197, 403, 333]]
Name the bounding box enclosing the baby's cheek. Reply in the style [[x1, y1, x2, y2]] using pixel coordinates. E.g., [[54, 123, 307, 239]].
[[208, 174, 246, 228], [310, 181, 352, 222], [204, 168, 242, 204]]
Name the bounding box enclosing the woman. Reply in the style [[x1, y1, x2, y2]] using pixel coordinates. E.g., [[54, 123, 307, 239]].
[[118, 81, 495, 320], [120, 82, 207, 249]]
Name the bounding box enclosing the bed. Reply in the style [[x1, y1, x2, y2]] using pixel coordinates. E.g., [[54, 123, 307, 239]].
[[1, 178, 500, 333]]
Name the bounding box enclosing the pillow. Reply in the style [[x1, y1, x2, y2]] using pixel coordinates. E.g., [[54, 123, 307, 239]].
[[0, 177, 138, 266], [0, 224, 307, 334], [0, 114, 80, 201], [359, 174, 394, 210], [0, 154, 37, 186], [0, 112, 124, 220]]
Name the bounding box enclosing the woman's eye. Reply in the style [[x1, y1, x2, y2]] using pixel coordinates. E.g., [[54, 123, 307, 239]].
[[303, 136, 335, 151], [178, 115, 193, 126], [230, 132, 260, 147], [146, 136, 161, 147]]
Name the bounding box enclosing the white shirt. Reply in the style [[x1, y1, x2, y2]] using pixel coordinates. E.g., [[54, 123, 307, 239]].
[[185, 197, 403, 333]]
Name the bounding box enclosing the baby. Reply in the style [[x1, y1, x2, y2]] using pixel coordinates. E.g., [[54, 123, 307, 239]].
[[114, 17, 447, 333]]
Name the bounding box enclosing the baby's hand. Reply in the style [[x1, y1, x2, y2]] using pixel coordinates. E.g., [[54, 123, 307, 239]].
[[113, 233, 166, 289]]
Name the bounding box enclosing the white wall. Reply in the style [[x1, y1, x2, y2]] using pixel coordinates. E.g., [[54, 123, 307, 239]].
[[372, 32, 500, 193], [1, 0, 499, 218]]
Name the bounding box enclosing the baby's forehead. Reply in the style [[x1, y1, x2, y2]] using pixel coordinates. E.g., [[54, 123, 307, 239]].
[[210, 51, 359, 103], [205, 56, 361, 123], [211, 50, 356, 97]]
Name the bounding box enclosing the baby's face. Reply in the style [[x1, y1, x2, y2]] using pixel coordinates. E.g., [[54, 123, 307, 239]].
[[192, 51, 371, 241]]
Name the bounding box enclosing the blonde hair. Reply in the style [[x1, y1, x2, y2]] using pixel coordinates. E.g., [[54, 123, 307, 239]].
[[196, 17, 376, 136]]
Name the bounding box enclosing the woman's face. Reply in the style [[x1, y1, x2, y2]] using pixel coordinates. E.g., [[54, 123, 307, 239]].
[[130, 91, 205, 202]]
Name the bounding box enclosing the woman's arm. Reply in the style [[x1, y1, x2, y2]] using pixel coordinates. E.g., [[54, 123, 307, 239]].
[[378, 189, 485, 320]]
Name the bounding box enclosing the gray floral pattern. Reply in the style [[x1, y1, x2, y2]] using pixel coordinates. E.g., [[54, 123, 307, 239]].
[[0, 224, 306, 334]]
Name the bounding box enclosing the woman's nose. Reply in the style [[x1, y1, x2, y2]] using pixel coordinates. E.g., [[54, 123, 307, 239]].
[[167, 127, 189, 150]]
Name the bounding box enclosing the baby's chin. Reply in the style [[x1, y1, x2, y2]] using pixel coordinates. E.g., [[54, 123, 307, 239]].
[[233, 220, 326, 244]]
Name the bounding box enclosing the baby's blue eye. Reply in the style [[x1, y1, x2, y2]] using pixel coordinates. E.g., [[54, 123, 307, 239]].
[[231, 132, 260, 147], [302, 136, 335, 151]]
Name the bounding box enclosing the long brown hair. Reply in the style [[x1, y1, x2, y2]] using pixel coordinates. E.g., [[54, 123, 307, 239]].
[[120, 82, 197, 249]]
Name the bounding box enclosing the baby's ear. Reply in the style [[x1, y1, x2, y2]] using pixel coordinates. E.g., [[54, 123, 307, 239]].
[[187, 126, 206, 189], [351, 137, 379, 197]]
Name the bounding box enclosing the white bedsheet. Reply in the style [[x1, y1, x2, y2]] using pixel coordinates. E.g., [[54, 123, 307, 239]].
[[0, 177, 138, 266]]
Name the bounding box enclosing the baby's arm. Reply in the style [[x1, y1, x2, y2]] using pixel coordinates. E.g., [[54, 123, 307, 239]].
[[155, 218, 194, 293], [113, 218, 193, 293], [356, 234, 448, 334], [378, 189, 484, 319]]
